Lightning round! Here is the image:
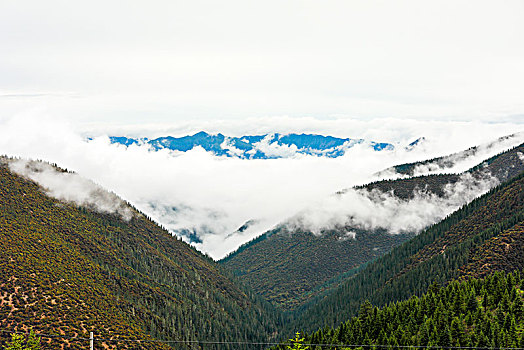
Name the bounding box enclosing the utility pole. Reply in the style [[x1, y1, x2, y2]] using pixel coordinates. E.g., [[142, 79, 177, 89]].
[[90, 332, 94, 350]]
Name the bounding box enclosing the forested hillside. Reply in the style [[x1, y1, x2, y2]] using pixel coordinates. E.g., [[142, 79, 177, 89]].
[[382, 132, 523, 176], [278, 271, 524, 349], [221, 142, 524, 312], [2, 142, 522, 349], [222, 228, 412, 310], [0, 158, 284, 349], [292, 169, 524, 334], [361, 140, 524, 199]]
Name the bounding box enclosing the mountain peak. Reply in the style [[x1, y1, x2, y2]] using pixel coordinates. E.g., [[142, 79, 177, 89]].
[[192, 131, 210, 137]]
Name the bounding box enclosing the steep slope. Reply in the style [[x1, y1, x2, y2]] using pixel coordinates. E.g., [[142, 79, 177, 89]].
[[292, 169, 524, 333], [459, 223, 524, 279], [279, 271, 524, 349], [222, 228, 412, 310], [361, 139, 524, 199], [221, 143, 524, 312], [0, 158, 283, 349], [381, 132, 523, 177]]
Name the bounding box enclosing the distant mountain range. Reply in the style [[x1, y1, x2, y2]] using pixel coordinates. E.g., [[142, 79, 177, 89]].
[[109, 132, 394, 158]]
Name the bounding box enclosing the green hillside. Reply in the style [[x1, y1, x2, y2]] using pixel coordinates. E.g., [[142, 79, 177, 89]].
[[0, 158, 284, 349], [278, 271, 524, 349], [221, 142, 524, 312], [292, 168, 524, 334], [222, 228, 412, 311], [2, 140, 523, 349]]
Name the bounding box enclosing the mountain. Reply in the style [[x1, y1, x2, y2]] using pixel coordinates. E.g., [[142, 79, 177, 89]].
[[359, 138, 524, 199], [277, 271, 524, 349], [291, 164, 524, 334], [0, 157, 284, 349], [109, 132, 394, 159], [221, 227, 413, 311], [405, 136, 426, 151], [220, 142, 524, 312], [380, 132, 524, 177]]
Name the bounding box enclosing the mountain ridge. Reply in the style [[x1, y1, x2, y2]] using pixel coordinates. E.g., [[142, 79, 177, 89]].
[[220, 141, 524, 312], [0, 156, 284, 349], [291, 168, 524, 333], [109, 132, 394, 159], [2, 138, 524, 348], [378, 132, 524, 177]]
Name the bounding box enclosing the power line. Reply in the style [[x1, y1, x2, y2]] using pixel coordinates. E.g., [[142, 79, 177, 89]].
[[1, 329, 523, 349]]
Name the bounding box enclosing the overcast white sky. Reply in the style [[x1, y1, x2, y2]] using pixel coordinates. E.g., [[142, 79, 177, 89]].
[[1, 0, 523, 126]]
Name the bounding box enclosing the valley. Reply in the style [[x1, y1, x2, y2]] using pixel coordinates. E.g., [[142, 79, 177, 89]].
[[3, 1, 524, 348], [1, 135, 524, 349], [221, 142, 524, 312]]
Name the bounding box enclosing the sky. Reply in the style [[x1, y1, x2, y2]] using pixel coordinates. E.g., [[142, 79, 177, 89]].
[[0, 0, 523, 124], [0, 1, 524, 258]]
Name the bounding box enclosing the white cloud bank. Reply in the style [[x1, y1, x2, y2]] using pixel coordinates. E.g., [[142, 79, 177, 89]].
[[7, 159, 133, 220], [374, 132, 524, 179], [0, 115, 523, 259], [288, 172, 499, 236]]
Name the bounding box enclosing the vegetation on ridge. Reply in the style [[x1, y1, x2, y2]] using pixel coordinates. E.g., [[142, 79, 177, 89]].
[[2, 140, 524, 348], [0, 158, 284, 349], [277, 271, 524, 349], [292, 169, 524, 334], [221, 143, 524, 313]]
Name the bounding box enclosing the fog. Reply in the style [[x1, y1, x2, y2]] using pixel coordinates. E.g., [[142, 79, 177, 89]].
[[0, 115, 522, 258], [9, 159, 133, 220], [287, 172, 499, 236]]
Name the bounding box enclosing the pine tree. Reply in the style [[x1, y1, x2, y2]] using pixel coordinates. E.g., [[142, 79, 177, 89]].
[[513, 296, 524, 320], [4, 331, 41, 350], [466, 293, 478, 313], [287, 332, 309, 350], [450, 317, 464, 346]]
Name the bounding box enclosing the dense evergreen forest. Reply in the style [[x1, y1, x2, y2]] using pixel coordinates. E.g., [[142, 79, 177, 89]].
[[1, 139, 523, 349], [0, 157, 284, 349], [277, 271, 524, 349], [292, 168, 524, 334], [221, 227, 413, 311], [222, 143, 524, 313]]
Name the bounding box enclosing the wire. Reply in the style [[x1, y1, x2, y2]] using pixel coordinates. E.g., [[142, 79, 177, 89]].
[[1, 328, 523, 349]]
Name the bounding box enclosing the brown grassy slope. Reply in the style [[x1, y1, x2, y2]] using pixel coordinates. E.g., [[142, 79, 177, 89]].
[[459, 222, 524, 279]]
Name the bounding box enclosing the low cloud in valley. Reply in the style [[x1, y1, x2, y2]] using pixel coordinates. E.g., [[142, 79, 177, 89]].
[[287, 172, 499, 236], [0, 115, 522, 258]]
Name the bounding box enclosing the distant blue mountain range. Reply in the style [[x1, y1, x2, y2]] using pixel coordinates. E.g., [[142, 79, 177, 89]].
[[109, 132, 394, 159]]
